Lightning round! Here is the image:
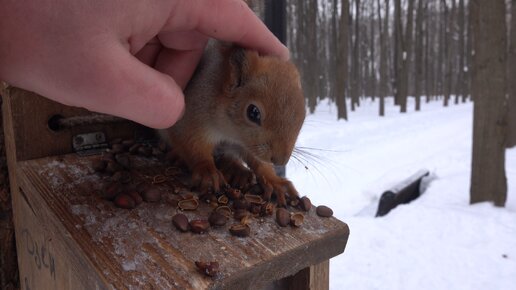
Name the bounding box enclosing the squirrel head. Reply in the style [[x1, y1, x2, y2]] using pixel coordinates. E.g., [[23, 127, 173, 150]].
[[219, 47, 306, 166]]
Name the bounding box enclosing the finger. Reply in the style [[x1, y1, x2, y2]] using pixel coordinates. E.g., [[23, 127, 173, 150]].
[[156, 31, 207, 89], [135, 39, 162, 67], [66, 43, 185, 128], [166, 0, 289, 59]]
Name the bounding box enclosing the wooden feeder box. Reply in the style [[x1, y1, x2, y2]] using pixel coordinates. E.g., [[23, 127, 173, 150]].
[[1, 87, 349, 290]]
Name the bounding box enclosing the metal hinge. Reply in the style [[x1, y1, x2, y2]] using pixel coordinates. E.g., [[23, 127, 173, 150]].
[[72, 132, 108, 156]]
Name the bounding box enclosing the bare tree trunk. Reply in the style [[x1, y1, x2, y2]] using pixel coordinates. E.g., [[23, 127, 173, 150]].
[[336, 0, 349, 120], [457, 0, 466, 103], [351, 0, 361, 111], [369, 1, 376, 100], [442, 0, 451, 107], [470, 0, 508, 207], [508, 0, 516, 148], [414, 0, 424, 111], [377, 0, 389, 116], [393, 0, 402, 106]]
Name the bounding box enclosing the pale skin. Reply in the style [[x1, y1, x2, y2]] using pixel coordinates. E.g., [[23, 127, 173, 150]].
[[0, 0, 289, 128]]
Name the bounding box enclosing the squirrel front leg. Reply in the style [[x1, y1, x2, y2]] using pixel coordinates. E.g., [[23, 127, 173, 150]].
[[241, 151, 299, 207], [173, 139, 227, 193]]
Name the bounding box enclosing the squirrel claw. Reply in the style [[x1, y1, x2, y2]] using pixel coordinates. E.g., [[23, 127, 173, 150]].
[[191, 162, 227, 193], [217, 156, 254, 189]]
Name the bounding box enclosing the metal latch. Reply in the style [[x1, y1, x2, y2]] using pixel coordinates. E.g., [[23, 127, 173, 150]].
[[73, 132, 108, 156]]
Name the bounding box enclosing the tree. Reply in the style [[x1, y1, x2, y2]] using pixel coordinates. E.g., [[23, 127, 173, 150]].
[[414, 0, 425, 111], [377, 0, 389, 116], [508, 0, 516, 148], [336, 0, 350, 120], [350, 0, 361, 111], [394, 0, 414, 112], [470, 0, 508, 206]]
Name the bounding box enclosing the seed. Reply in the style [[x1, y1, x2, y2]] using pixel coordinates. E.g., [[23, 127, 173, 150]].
[[127, 191, 143, 205], [233, 209, 249, 221], [300, 196, 312, 211], [195, 261, 219, 277], [262, 202, 275, 216], [111, 171, 131, 184], [190, 220, 209, 234], [114, 194, 136, 209], [316, 205, 333, 217], [244, 194, 264, 205], [115, 153, 131, 169], [142, 187, 161, 202], [128, 143, 141, 154], [250, 204, 261, 215], [178, 198, 199, 211], [121, 139, 135, 149], [290, 213, 304, 227], [289, 199, 300, 207], [229, 224, 251, 237], [101, 182, 121, 200], [172, 214, 189, 232], [92, 159, 107, 172], [217, 195, 228, 205], [276, 208, 290, 227], [138, 146, 152, 157], [233, 199, 249, 210], [101, 152, 115, 162], [179, 191, 195, 200], [111, 143, 125, 154], [152, 174, 167, 184], [208, 212, 228, 227], [226, 188, 242, 200], [164, 167, 180, 176], [105, 161, 123, 174], [215, 206, 232, 218]]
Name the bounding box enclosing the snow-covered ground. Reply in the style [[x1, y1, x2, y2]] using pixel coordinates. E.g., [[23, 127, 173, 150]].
[[287, 98, 516, 290]]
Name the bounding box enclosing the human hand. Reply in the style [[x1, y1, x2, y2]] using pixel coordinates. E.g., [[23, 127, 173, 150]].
[[0, 0, 288, 128]]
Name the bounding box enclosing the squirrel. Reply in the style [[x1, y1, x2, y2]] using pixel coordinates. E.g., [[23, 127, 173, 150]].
[[160, 13, 305, 208]]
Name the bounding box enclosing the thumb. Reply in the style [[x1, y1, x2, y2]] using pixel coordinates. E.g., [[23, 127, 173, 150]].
[[71, 44, 185, 129]]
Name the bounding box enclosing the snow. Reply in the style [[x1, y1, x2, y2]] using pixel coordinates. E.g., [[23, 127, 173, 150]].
[[287, 97, 516, 290]]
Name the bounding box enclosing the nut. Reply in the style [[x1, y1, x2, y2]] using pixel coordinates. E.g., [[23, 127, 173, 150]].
[[233, 199, 249, 210], [262, 202, 275, 216], [111, 171, 131, 184], [105, 161, 123, 174], [142, 187, 161, 202], [233, 209, 249, 221], [172, 214, 189, 232], [229, 224, 251, 237], [300, 196, 312, 211], [226, 188, 242, 199], [92, 159, 107, 172], [316, 205, 333, 217], [215, 206, 232, 218], [195, 261, 219, 277], [178, 198, 199, 211], [101, 182, 121, 200], [208, 212, 228, 227], [244, 194, 264, 205], [114, 194, 136, 209], [128, 143, 141, 154], [127, 191, 143, 205], [152, 174, 167, 184], [115, 153, 131, 169], [190, 220, 210, 234], [290, 213, 304, 227], [217, 195, 229, 205], [276, 208, 290, 227], [111, 143, 125, 154]]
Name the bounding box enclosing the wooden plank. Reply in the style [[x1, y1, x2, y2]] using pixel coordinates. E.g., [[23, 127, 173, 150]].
[[4, 87, 148, 162], [281, 260, 329, 290], [15, 154, 349, 289]]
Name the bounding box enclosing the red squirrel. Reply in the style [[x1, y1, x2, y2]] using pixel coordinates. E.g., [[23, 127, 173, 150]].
[[160, 41, 305, 207]]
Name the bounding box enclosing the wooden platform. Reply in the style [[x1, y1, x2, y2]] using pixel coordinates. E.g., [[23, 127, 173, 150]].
[[2, 88, 349, 290]]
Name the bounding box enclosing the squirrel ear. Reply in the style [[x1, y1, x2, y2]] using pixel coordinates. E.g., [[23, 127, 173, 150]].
[[227, 47, 258, 90]]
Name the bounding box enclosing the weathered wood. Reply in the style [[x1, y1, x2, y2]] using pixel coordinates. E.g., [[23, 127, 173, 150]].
[[14, 154, 348, 289], [0, 88, 20, 290], [282, 260, 329, 290], [3, 87, 147, 162]]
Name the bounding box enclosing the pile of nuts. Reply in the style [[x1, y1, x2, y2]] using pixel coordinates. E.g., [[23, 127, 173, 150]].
[[91, 138, 334, 278]]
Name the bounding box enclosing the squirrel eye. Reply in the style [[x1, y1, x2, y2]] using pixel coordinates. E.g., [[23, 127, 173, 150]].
[[246, 104, 261, 126]]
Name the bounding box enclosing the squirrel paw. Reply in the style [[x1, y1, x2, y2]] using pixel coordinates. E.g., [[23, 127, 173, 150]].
[[255, 166, 299, 208], [216, 156, 255, 189], [191, 161, 227, 193]]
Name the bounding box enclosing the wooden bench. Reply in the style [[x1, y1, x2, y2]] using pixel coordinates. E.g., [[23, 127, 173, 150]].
[[1, 87, 349, 290]]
